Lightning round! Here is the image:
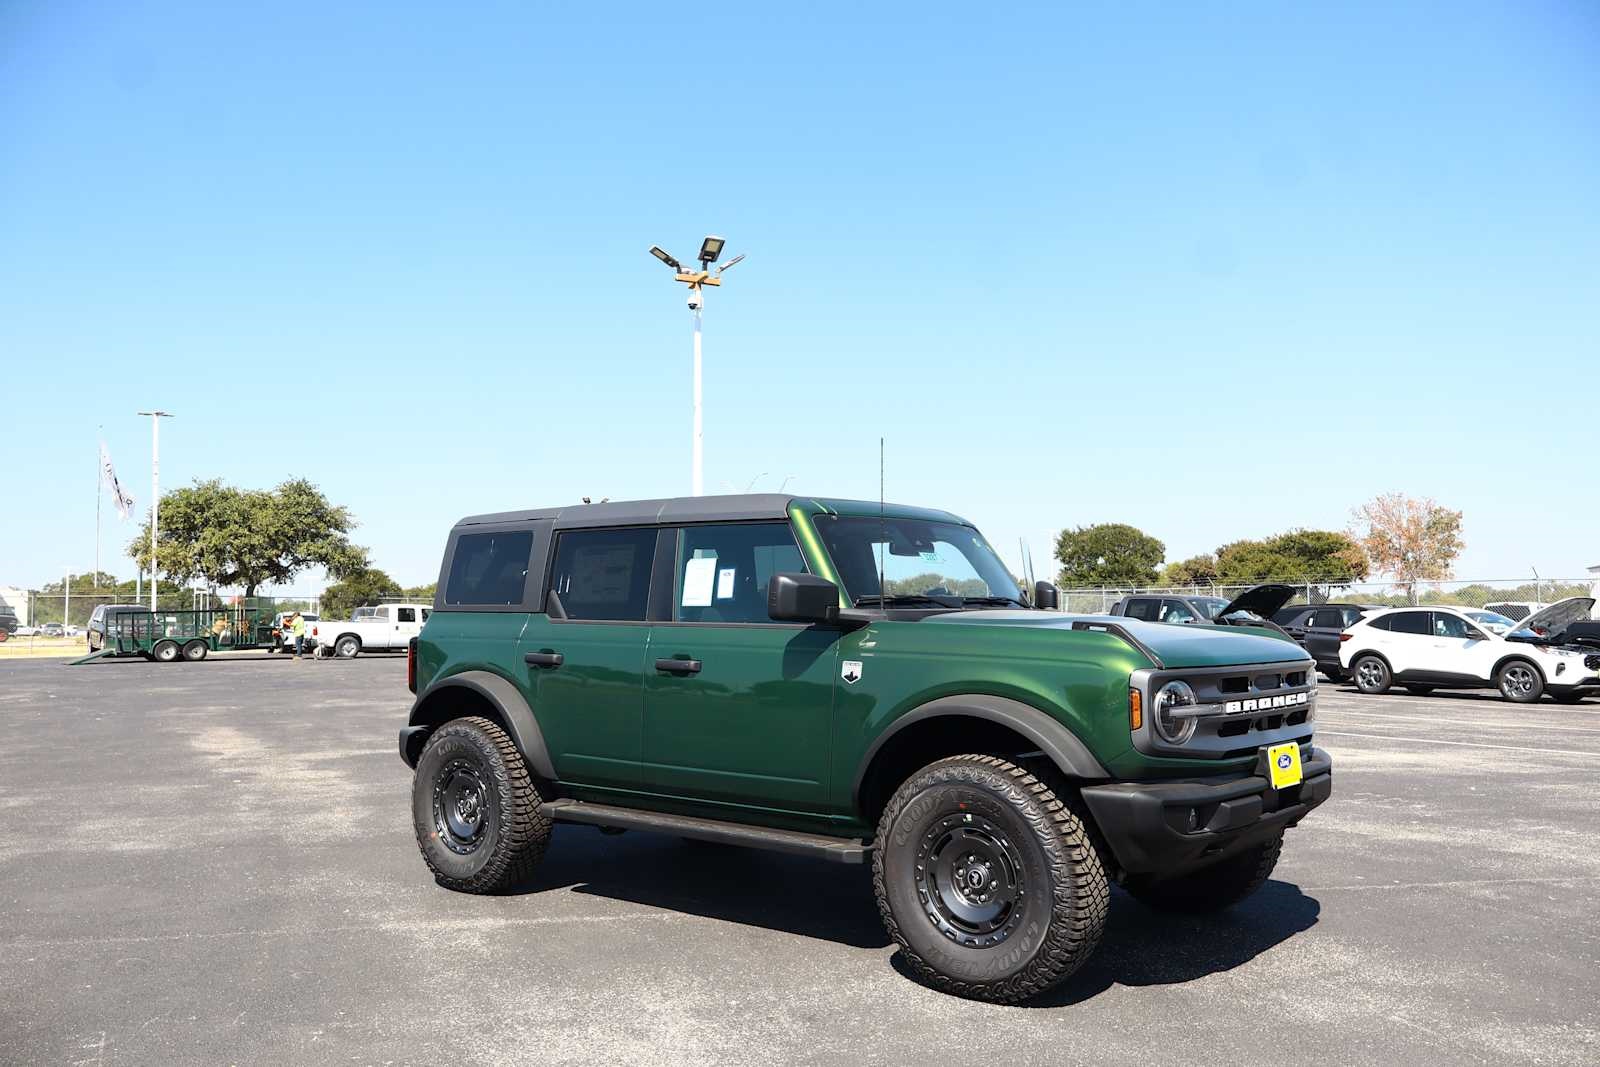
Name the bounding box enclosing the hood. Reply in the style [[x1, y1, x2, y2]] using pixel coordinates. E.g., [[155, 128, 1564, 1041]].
[[919, 610, 1309, 669], [1217, 584, 1298, 620], [1514, 597, 1596, 639]]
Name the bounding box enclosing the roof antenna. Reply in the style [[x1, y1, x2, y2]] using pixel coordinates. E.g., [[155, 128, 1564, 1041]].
[[879, 437, 887, 602], [1021, 538, 1037, 604]]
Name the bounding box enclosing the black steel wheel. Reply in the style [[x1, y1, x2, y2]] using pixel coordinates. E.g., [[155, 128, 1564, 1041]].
[[412, 716, 551, 893], [1352, 654, 1391, 694], [873, 754, 1108, 1003], [1496, 660, 1544, 704]]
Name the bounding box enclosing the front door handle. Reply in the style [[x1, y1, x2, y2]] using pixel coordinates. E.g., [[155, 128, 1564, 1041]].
[[655, 657, 703, 675], [524, 651, 564, 669]]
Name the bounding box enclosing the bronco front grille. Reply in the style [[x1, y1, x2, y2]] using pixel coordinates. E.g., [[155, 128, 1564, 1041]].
[[1130, 661, 1317, 760]]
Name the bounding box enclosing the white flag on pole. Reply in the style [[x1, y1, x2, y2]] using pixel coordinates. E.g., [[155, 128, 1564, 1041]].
[[100, 441, 135, 520]]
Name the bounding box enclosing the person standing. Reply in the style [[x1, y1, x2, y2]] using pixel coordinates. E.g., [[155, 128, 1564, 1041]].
[[290, 611, 307, 660]]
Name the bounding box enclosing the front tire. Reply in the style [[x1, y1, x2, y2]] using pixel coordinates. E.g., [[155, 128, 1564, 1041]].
[[412, 716, 551, 893], [873, 754, 1109, 1004], [1496, 660, 1544, 703], [152, 639, 180, 663], [1126, 833, 1283, 914], [1352, 654, 1391, 694]]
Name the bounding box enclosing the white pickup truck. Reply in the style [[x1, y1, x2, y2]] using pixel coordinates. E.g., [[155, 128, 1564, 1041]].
[[313, 603, 431, 658]]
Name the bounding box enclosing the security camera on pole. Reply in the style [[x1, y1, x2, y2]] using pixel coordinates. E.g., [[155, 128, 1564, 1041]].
[[647, 237, 745, 497]]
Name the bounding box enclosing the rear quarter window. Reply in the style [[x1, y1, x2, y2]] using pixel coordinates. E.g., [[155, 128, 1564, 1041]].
[[445, 530, 535, 606]]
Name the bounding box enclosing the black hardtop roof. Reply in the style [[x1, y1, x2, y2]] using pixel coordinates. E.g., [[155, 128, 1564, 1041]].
[[453, 494, 968, 531]]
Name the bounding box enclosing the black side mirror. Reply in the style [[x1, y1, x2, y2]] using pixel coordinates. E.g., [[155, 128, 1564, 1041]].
[[767, 573, 840, 624], [1033, 580, 1059, 611]]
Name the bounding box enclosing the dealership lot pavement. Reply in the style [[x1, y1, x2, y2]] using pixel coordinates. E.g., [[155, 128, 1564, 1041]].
[[1, 656, 1596, 1066]]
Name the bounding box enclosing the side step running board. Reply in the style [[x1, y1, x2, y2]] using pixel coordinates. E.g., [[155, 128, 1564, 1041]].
[[541, 798, 871, 864]]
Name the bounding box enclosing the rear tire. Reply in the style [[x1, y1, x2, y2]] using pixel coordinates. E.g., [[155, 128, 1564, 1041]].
[[1126, 833, 1283, 914], [152, 639, 180, 663], [412, 716, 551, 893], [1352, 654, 1391, 694], [1496, 660, 1544, 704], [873, 754, 1109, 1004], [335, 635, 361, 659], [182, 640, 208, 662]]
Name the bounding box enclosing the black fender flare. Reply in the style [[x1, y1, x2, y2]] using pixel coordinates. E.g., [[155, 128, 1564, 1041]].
[[851, 693, 1110, 810], [400, 670, 555, 779]]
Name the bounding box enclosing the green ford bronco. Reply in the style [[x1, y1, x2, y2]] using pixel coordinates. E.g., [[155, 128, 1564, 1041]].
[[401, 494, 1331, 1002]]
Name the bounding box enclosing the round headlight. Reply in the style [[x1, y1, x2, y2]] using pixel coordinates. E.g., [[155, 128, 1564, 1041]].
[[1153, 680, 1198, 744]]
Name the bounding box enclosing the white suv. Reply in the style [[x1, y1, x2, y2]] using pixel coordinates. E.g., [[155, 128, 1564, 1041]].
[[1339, 601, 1600, 704]]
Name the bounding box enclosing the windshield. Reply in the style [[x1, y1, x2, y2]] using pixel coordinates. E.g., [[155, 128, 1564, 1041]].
[[814, 516, 1022, 606], [1466, 610, 1515, 635], [1192, 597, 1230, 619]]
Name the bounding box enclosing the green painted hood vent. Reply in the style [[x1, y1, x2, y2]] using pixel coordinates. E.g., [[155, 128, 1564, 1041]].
[[921, 610, 1309, 670]]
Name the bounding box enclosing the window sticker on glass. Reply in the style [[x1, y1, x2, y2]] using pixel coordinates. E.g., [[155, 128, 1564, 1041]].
[[682, 556, 717, 607], [919, 550, 943, 564], [716, 568, 736, 600]]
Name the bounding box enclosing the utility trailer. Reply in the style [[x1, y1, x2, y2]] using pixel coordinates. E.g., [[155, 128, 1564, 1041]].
[[71, 601, 278, 664]]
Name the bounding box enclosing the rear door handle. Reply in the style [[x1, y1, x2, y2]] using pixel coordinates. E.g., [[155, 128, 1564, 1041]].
[[524, 651, 564, 669], [654, 657, 702, 675]]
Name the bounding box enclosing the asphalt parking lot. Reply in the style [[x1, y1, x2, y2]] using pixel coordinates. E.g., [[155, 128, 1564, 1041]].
[[2, 656, 1597, 1066]]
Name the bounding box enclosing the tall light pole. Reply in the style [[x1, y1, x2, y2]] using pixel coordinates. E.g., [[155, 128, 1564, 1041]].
[[137, 411, 174, 610], [648, 238, 745, 496]]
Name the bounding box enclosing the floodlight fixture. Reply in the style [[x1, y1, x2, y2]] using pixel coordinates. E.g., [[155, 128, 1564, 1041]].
[[649, 245, 682, 270], [698, 235, 725, 265]]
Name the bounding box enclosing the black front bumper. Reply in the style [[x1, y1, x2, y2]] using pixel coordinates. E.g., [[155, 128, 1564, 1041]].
[[1081, 747, 1333, 877]]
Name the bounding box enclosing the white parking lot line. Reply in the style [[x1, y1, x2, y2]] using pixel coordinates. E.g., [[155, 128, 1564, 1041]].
[[1314, 729, 1598, 757], [1318, 710, 1600, 734]]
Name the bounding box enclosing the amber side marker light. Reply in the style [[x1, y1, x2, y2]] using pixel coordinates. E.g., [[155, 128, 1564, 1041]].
[[1129, 688, 1143, 730]]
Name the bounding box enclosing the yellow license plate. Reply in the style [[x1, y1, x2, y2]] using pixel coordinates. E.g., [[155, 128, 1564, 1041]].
[[1267, 742, 1303, 789]]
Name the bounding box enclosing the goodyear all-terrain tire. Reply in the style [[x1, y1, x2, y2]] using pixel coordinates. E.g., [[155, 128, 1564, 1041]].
[[1496, 660, 1544, 704], [1352, 654, 1391, 694], [1126, 832, 1283, 914], [412, 716, 551, 894], [873, 754, 1109, 1003]]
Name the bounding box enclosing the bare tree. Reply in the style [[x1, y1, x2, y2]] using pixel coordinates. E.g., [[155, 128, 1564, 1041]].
[[1350, 493, 1464, 604]]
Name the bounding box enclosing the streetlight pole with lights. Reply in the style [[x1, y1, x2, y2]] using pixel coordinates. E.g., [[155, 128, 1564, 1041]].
[[137, 410, 174, 610], [648, 237, 745, 496]]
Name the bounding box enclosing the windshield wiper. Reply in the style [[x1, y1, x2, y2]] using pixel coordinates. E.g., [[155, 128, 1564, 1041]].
[[961, 595, 1028, 608], [854, 593, 964, 609]]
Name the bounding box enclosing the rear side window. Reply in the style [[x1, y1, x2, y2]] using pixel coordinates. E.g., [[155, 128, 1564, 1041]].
[[1340, 607, 1368, 627], [548, 528, 657, 621], [1308, 609, 1343, 629], [1388, 611, 1430, 635], [1122, 598, 1160, 621], [397, 608, 416, 623], [445, 530, 534, 606]]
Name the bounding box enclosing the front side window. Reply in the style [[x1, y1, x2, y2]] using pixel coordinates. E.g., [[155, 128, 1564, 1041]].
[[1433, 613, 1475, 639], [674, 522, 805, 624], [445, 529, 533, 606], [1190, 597, 1229, 620], [1160, 600, 1197, 623], [813, 515, 1023, 608], [397, 607, 416, 623], [548, 527, 657, 621]]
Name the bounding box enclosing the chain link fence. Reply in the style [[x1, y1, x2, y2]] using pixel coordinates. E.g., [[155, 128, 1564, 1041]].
[[1054, 578, 1600, 618]]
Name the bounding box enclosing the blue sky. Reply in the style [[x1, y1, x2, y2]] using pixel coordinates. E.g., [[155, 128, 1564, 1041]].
[[3, 1, 1597, 591]]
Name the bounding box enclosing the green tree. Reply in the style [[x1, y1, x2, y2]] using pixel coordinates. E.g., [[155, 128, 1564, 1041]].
[[1215, 529, 1369, 584], [128, 477, 367, 596], [321, 567, 403, 619], [403, 582, 437, 601], [1054, 524, 1165, 587], [1160, 554, 1220, 586]]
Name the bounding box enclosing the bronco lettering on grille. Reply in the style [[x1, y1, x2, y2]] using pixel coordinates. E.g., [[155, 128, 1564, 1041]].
[[1223, 691, 1310, 715]]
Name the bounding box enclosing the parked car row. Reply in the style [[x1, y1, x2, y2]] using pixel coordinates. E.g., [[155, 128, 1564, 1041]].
[[1107, 588, 1599, 705]]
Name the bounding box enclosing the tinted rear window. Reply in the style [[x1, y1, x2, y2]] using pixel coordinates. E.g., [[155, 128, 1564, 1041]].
[[1387, 611, 1430, 634], [445, 530, 534, 606], [548, 528, 657, 621]]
